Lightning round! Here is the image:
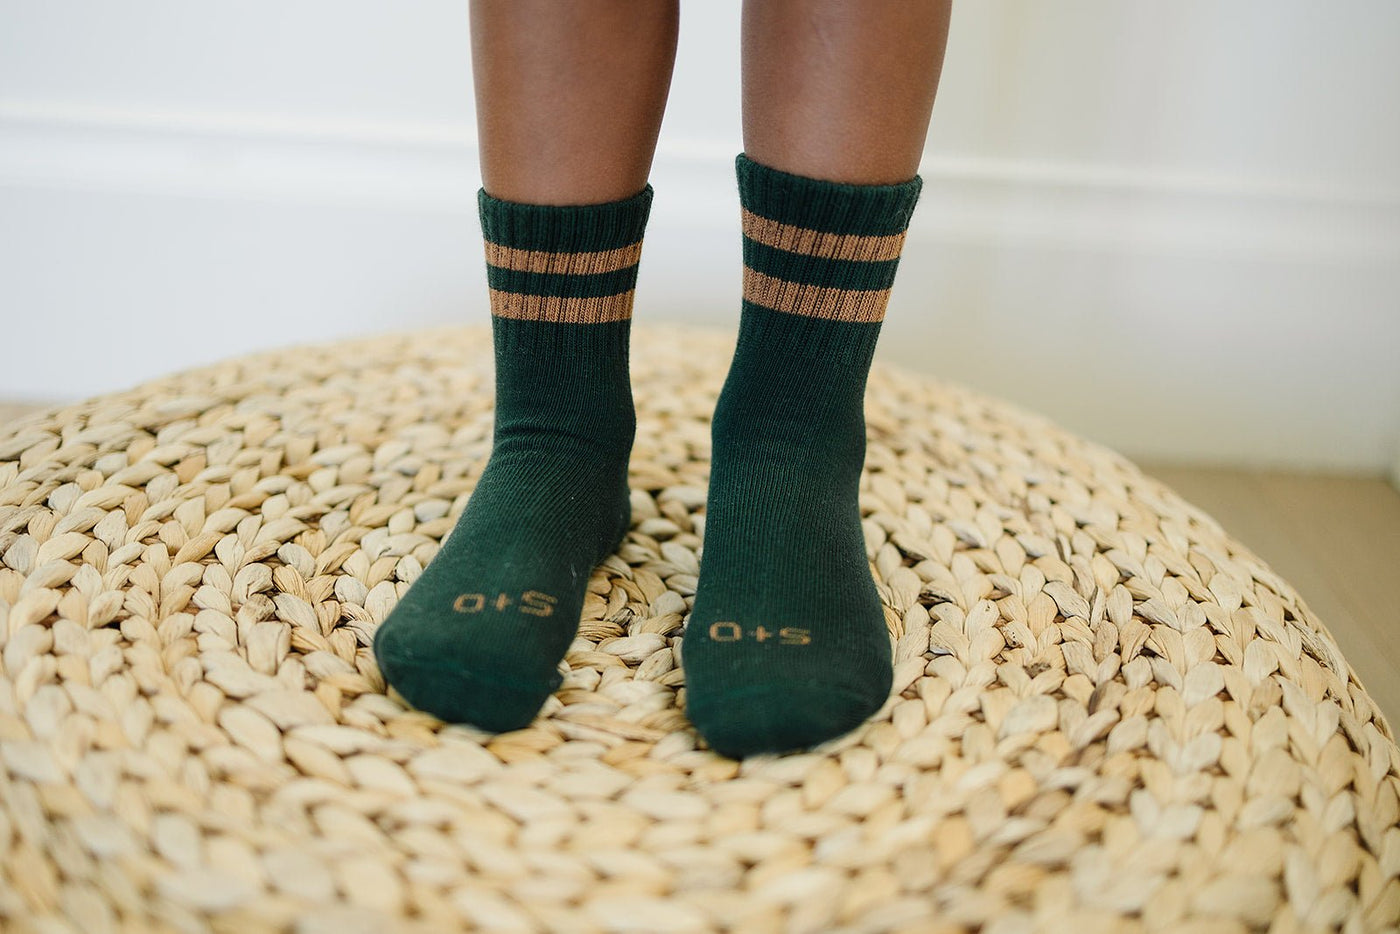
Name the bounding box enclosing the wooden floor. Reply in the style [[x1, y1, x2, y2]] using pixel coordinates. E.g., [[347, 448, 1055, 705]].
[[2, 402, 1397, 729]]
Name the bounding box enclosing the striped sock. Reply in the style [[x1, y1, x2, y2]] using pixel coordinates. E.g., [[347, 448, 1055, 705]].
[[683, 153, 923, 758], [373, 184, 653, 732]]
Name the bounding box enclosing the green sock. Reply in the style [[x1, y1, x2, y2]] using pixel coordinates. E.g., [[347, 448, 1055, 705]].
[[683, 154, 923, 758], [373, 184, 653, 732]]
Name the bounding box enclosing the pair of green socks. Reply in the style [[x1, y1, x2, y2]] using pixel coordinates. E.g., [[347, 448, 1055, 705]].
[[372, 153, 923, 758]]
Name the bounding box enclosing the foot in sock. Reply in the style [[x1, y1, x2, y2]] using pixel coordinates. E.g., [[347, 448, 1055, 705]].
[[683, 153, 923, 758], [373, 185, 653, 732]]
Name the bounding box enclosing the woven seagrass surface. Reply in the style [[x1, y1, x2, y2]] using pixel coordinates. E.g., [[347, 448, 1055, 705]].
[[0, 323, 1397, 934]]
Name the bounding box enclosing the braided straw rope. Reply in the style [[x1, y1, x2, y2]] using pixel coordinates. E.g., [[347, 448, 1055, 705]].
[[0, 323, 1396, 933]]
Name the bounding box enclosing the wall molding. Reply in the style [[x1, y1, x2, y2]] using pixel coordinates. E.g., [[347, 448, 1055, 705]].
[[4, 98, 1397, 203], [3, 98, 1398, 264]]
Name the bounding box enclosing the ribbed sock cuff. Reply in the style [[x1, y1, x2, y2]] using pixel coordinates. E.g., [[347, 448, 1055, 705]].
[[480, 185, 654, 359], [736, 153, 923, 237], [478, 184, 655, 253], [734, 154, 923, 367]]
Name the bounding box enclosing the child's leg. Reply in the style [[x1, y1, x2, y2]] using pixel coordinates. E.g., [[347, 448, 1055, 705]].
[[684, 0, 953, 758], [374, 0, 679, 731], [472, 0, 678, 204], [741, 0, 952, 184]]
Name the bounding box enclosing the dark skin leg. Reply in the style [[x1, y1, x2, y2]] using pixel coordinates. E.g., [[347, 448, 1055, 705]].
[[743, 0, 953, 184], [470, 1, 951, 204], [469, 0, 680, 205]]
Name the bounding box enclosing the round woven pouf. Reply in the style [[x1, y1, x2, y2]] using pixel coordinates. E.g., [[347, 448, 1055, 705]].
[[0, 323, 1397, 934]]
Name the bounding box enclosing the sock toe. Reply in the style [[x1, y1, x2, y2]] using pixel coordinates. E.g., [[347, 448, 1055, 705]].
[[688, 681, 887, 758], [374, 620, 563, 731]]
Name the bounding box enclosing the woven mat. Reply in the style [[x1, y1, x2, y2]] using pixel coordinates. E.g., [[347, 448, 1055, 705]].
[[0, 323, 1397, 933]]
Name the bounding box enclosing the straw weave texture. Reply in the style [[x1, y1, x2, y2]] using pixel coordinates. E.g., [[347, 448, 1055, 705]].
[[0, 324, 1396, 933]]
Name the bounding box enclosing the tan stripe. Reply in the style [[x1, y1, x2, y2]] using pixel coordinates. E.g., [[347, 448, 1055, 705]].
[[743, 269, 890, 324], [741, 208, 907, 263], [483, 240, 643, 276], [488, 288, 634, 324]]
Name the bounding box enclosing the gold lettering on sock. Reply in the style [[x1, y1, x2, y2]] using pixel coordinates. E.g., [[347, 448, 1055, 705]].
[[707, 622, 812, 645], [452, 591, 558, 617], [709, 621, 742, 642]]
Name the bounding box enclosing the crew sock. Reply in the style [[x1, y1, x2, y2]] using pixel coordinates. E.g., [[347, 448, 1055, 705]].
[[374, 184, 653, 731], [684, 154, 923, 758]]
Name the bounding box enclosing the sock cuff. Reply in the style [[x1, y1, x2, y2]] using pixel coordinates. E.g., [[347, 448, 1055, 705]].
[[478, 184, 655, 252], [735, 153, 923, 237], [479, 185, 654, 330], [736, 154, 922, 328]]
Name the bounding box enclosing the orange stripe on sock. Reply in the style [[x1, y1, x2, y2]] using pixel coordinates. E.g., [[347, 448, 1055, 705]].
[[742, 269, 890, 323], [740, 209, 908, 263], [488, 289, 635, 324], [483, 240, 644, 277]]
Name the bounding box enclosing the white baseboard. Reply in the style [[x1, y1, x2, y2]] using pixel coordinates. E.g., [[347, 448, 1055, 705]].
[[3, 102, 1399, 472]]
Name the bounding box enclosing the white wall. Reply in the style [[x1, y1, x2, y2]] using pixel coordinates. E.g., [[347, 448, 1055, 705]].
[[2, 0, 1398, 472]]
